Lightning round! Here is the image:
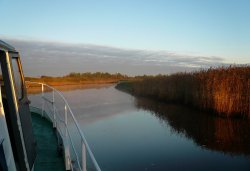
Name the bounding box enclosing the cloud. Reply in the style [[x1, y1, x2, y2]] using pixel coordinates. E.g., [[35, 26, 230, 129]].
[[3, 38, 225, 76]]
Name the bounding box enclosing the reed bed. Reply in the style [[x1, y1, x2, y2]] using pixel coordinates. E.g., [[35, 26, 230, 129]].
[[120, 66, 250, 118]]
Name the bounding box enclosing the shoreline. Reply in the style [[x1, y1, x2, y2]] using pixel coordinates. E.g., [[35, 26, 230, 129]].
[[115, 80, 249, 119], [26, 82, 115, 94]]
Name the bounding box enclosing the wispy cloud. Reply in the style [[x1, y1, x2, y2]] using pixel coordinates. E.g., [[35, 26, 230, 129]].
[[3, 38, 225, 76]]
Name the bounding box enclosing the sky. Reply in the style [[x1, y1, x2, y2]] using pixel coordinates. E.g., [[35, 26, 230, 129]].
[[1, 0, 249, 76]]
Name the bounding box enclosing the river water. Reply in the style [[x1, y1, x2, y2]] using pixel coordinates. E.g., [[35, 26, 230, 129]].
[[30, 85, 250, 171]]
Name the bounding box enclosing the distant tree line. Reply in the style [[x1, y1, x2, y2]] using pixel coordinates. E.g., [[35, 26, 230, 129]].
[[66, 72, 128, 80], [25, 72, 130, 85], [116, 66, 250, 118]]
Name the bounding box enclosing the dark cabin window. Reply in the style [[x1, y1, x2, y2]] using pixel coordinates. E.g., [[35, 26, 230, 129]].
[[0, 63, 5, 98], [11, 58, 23, 100], [0, 65, 3, 87]]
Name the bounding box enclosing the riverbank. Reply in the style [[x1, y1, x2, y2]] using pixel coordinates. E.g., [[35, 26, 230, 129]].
[[25, 72, 131, 93], [116, 66, 250, 118], [26, 82, 114, 94], [25, 72, 130, 85]]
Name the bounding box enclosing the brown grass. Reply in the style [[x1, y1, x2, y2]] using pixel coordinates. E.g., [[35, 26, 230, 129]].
[[118, 66, 250, 118]]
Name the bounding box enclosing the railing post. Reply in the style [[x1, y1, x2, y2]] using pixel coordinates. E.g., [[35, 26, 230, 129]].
[[64, 104, 70, 170], [52, 90, 56, 128], [82, 140, 87, 171], [41, 83, 45, 117], [64, 104, 67, 136]]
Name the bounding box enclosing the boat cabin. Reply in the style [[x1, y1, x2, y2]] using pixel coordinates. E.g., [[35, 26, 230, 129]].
[[0, 40, 36, 171]]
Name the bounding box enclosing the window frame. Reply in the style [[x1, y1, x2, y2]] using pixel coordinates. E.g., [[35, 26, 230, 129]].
[[10, 54, 24, 101]]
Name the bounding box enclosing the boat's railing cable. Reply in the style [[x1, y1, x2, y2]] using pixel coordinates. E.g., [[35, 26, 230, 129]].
[[25, 81, 101, 171]]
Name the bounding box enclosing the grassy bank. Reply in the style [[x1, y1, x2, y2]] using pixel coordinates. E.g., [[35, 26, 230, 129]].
[[25, 72, 130, 86], [116, 66, 250, 118]]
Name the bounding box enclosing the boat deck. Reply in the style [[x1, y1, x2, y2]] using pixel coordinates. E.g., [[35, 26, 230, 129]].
[[31, 112, 65, 171]]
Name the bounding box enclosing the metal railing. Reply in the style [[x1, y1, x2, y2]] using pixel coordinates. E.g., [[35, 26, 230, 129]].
[[26, 81, 101, 171]]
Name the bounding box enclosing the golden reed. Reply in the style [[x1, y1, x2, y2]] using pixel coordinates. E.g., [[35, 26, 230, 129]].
[[131, 66, 250, 118]]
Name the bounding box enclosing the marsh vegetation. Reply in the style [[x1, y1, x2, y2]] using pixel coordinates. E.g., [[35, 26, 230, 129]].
[[116, 66, 250, 118]]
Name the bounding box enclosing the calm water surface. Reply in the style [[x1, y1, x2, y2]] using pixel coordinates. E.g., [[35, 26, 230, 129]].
[[31, 85, 250, 171]]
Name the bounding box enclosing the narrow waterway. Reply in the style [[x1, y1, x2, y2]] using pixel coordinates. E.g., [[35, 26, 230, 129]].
[[30, 85, 250, 171]]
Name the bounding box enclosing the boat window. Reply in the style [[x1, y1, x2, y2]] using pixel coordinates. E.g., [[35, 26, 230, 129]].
[[11, 58, 23, 100], [0, 65, 5, 98], [0, 67, 2, 84]]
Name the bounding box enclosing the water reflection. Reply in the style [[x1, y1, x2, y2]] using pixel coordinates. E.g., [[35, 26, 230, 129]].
[[29, 86, 250, 170], [135, 97, 250, 156]]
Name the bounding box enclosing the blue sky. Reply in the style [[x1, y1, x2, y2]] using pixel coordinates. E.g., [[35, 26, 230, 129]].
[[1, 0, 250, 74]]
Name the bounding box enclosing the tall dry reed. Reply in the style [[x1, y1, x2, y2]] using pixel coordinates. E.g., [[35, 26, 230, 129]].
[[128, 66, 250, 118]]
